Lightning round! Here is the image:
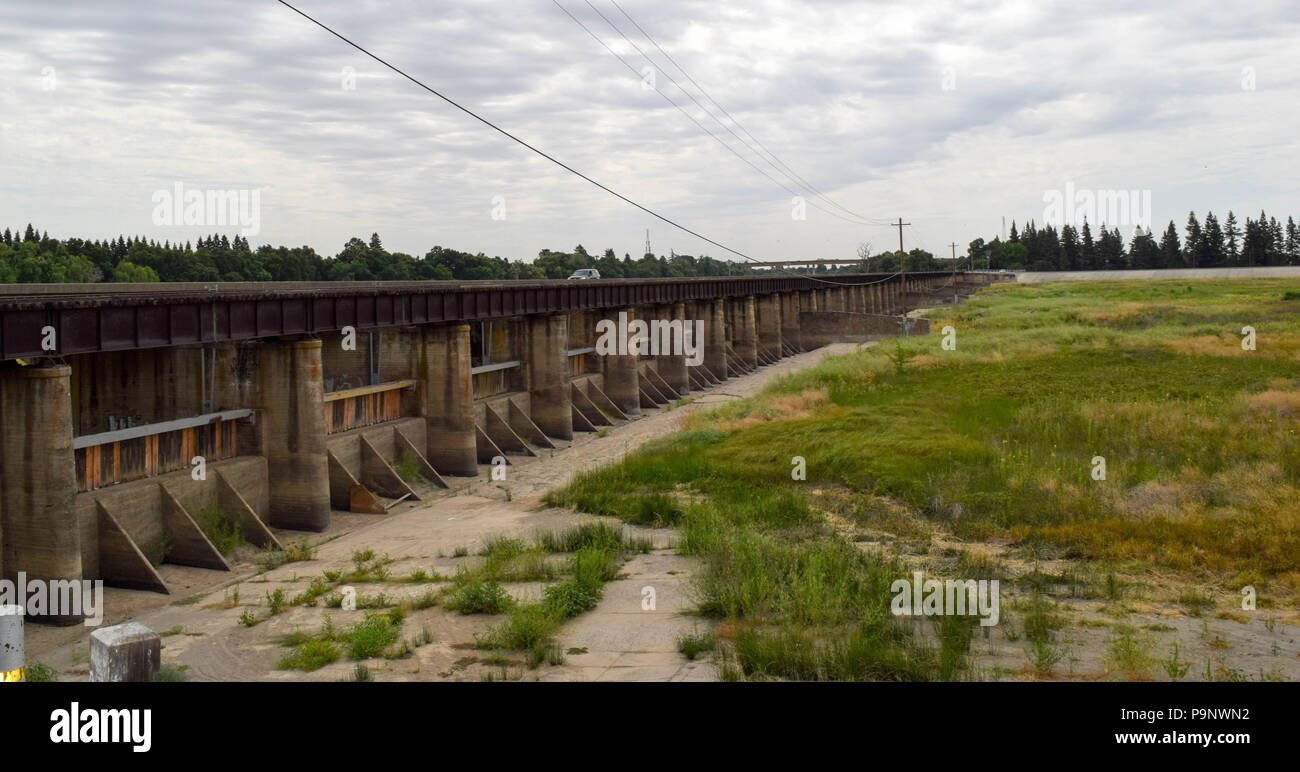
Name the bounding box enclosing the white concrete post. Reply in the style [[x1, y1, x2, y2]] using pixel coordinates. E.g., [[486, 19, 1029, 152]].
[[90, 622, 160, 682], [1, 605, 23, 682]]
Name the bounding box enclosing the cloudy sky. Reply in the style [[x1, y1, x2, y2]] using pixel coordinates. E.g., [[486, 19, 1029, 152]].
[[1, 0, 1298, 265]]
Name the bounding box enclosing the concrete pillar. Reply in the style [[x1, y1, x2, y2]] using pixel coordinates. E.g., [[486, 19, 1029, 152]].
[[601, 307, 641, 414], [737, 296, 759, 369], [257, 339, 330, 531], [90, 622, 160, 682], [69, 347, 205, 435], [417, 324, 477, 476], [704, 299, 728, 379], [528, 314, 572, 440], [0, 364, 81, 625], [655, 303, 689, 396], [779, 292, 801, 350], [756, 294, 782, 356]]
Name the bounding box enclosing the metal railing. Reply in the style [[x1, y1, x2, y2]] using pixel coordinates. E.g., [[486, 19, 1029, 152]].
[[323, 379, 416, 434], [73, 409, 252, 492], [471, 360, 520, 399], [568, 347, 597, 376]]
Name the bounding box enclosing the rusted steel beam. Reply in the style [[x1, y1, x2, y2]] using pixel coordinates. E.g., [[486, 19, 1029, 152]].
[[0, 272, 961, 360]]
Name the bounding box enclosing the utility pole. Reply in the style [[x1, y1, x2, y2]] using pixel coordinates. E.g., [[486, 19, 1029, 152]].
[[949, 242, 959, 303], [896, 217, 911, 319]]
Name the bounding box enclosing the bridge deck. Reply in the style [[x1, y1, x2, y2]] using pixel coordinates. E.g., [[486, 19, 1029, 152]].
[[0, 272, 955, 360]]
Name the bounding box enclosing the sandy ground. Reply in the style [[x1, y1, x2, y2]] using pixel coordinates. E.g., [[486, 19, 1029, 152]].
[[27, 343, 858, 682]]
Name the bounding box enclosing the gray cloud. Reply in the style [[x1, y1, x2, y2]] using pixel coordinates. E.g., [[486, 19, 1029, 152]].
[[1, 0, 1297, 262]]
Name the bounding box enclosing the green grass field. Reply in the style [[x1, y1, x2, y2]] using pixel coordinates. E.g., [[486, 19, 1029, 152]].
[[545, 278, 1300, 680]]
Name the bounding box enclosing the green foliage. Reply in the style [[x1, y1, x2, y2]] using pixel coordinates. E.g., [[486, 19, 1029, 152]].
[[392, 449, 423, 484], [278, 639, 341, 672], [1026, 637, 1065, 677], [1105, 624, 1157, 679], [346, 613, 402, 660], [256, 539, 317, 572], [265, 588, 286, 616], [24, 662, 55, 682], [1162, 642, 1191, 681], [154, 663, 190, 682], [193, 499, 243, 555], [0, 224, 769, 286], [886, 341, 916, 374], [449, 576, 514, 615], [677, 631, 716, 661], [109, 261, 159, 282]]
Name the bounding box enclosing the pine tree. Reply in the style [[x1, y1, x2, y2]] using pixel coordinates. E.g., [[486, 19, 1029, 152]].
[[1242, 217, 1264, 266], [1096, 226, 1125, 269], [1060, 224, 1080, 270], [1159, 221, 1182, 267], [1202, 212, 1225, 266], [1009, 221, 1019, 243], [1183, 212, 1202, 268], [1225, 211, 1240, 265], [1286, 217, 1299, 264], [1129, 227, 1160, 268], [2, 228, 10, 246], [23, 223, 37, 242], [1269, 216, 1284, 264], [1080, 220, 1096, 270], [1042, 224, 1061, 270]]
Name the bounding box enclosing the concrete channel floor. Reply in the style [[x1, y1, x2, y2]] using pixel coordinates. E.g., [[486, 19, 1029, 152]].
[[25, 342, 862, 682]]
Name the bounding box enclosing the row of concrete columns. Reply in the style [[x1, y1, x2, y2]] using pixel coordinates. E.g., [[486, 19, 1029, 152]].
[[0, 276, 979, 624]]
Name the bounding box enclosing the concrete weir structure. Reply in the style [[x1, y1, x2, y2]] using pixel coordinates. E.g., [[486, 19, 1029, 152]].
[[0, 271, 1000, 623]]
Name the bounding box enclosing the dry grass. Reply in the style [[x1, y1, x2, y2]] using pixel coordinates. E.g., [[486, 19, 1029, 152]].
[[1248, 388, 1300, 417]]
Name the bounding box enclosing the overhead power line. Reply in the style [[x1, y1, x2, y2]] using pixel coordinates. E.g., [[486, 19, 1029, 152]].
[[275, 0, 903, 286], [554, 0, 881, 228], [606, 0, 893, 226]]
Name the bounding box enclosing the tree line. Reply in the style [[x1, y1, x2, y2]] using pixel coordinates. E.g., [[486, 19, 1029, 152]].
[[0, 225, 784, 284], [969, 210, 1300, 272], [9, 210, 1288, 284]]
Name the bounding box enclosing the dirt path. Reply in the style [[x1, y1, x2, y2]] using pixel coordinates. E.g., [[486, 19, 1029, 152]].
[[28, 343, 860, 682]]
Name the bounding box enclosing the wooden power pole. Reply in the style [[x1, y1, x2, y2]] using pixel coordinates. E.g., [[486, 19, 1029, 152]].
[[949, 242, 959, 303], [896, 217, 911, 318]]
